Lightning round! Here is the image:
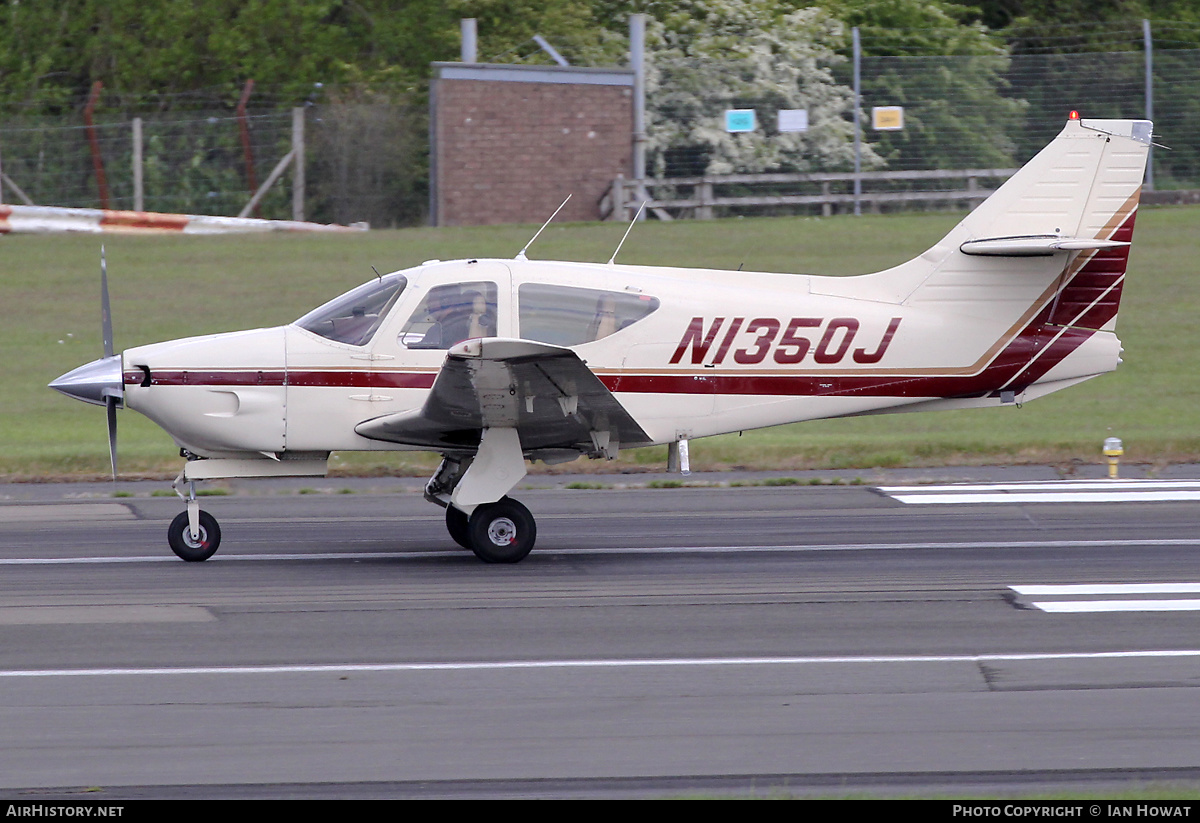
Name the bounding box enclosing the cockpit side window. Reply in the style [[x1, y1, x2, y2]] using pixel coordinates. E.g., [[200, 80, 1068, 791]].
[[519, 284, 659, 346], [399, 281, 498, 349], [295, 274, 408, 346]]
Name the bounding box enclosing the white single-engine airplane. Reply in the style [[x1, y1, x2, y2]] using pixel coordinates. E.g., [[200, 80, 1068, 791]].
[[51, 114, 1150, 563]]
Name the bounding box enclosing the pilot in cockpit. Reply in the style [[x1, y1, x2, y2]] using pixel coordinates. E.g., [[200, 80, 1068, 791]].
[[411, 287, 496, 349]]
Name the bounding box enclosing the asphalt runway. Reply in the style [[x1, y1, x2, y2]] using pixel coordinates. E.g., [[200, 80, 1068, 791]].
[[3, 476, 1200, 798]]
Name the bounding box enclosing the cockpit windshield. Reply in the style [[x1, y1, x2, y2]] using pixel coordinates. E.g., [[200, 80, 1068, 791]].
[[295, 273, 408, 346]]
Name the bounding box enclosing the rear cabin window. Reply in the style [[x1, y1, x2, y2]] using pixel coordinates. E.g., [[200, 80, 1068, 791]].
[[518, 284, 659, 347]]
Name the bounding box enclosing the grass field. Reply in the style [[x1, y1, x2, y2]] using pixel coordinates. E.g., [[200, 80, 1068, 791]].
[[4, 205, 1199, 480]]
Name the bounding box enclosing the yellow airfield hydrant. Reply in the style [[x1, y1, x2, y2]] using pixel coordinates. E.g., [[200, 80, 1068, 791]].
[[1103, 437, 1124, 479]]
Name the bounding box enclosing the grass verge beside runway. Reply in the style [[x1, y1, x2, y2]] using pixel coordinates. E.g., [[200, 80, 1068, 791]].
[[5, 205, 1199, 479]]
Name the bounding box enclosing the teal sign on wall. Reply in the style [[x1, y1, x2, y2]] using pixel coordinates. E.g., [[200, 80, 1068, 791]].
[[725, 109, 756, 133]]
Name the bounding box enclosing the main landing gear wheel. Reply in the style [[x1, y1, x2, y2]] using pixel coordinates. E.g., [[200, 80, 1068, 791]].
[[466, 497, 536, 564], [167, 510, 221, 562], [445, 506, 471, 550]]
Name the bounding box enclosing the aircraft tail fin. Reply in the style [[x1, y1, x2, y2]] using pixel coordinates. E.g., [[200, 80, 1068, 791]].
[[864, 116, 1151, 334]]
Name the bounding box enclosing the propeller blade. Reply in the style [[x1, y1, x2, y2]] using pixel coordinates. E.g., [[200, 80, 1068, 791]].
[[102, 246, 118, 480], [106, 395, 118, 480], [101, 245, 114, 359]]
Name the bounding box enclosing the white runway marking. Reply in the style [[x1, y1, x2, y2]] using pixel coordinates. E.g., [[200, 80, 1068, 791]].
[[1035, 599, 1200, 613], [2, 649, 1200, 678], [879, 479, 1200, 504], [1013, 583, 1200, 595], [1010, 582, 1200, 613]]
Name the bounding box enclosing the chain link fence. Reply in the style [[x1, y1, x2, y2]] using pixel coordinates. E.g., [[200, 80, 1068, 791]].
[[2, 38, 1197, 225], [0, 110, 295, 216], [0, 89, 426, 228], [649, 46, 1200, 189]]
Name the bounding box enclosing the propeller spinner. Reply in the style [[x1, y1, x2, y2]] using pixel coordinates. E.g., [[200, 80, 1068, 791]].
[[48, 248, 123, 478]]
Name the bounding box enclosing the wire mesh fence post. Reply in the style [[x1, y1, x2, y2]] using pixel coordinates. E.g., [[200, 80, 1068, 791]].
[[132, 117, 144, 212], [84, 82, 110, 210], [237, 80, 260, 216], [1144, 18, 1155, 191], [853, 26, 862, 217], [631, 13, 647, 221], [292, 107, 305, 221]]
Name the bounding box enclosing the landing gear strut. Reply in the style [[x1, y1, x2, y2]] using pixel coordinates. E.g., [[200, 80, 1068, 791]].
[[168, 473, 222, 561], [162, 456, 327, 561], [427, 445, 538, 563]]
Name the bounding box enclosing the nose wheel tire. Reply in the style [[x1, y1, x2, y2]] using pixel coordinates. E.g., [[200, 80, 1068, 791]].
[[467, 497, 536, 563], [167, 510, 221, 561], [445, 506, 472, 550]]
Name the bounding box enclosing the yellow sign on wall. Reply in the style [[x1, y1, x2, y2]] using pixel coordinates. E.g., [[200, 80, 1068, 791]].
[[872, 106, 904, 131]]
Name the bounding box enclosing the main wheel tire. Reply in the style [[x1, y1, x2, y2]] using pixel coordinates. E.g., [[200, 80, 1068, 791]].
[[466, 497, 536, 564], [167, 510, 221, 562], [445, 506, 471, 550]]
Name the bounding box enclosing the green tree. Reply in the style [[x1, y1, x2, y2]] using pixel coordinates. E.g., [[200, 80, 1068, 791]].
[[1005, 1, 1200, 48], [822, 0, 1027, 170], [0, 0, 465, 109], [643, 0, 878, 176], [996, 1, 1200, 188]]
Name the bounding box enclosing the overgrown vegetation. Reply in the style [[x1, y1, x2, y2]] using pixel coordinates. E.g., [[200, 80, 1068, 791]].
[[4, 2, 1199, 223]]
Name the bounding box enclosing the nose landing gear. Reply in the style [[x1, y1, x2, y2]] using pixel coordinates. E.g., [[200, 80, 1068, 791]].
[[167, 473, 222, 561]]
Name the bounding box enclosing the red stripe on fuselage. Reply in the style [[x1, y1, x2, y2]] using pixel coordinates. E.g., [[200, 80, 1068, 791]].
[[126, 370, 436, 390], [287, 371, 437, 389]]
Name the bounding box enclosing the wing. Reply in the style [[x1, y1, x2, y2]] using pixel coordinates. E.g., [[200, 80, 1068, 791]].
[[354, 337, 651, 459]]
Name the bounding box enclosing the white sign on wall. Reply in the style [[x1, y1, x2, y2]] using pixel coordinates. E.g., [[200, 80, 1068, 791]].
[[777, 109, 809, 133]]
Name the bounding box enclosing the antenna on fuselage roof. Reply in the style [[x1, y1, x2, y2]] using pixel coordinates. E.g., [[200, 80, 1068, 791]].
[[607, 200, 646, 265], [371, 265, 382, 282], [515, 194, 572, 261]]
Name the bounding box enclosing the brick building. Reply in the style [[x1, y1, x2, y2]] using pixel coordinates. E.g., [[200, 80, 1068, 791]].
[[430, 63, 634, 226]]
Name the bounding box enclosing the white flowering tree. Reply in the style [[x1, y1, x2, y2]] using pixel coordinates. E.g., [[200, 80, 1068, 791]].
[[644, 0, 881, 176]]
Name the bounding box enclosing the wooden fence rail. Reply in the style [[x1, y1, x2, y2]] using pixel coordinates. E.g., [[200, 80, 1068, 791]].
[[599, 168, 1019, 221]]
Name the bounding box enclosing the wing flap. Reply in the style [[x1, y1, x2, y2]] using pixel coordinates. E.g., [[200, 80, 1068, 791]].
[[354, 338, 651, 456]]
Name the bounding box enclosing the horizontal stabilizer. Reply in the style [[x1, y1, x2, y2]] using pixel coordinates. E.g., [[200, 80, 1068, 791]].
[[959, 235, 1131, 257]]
